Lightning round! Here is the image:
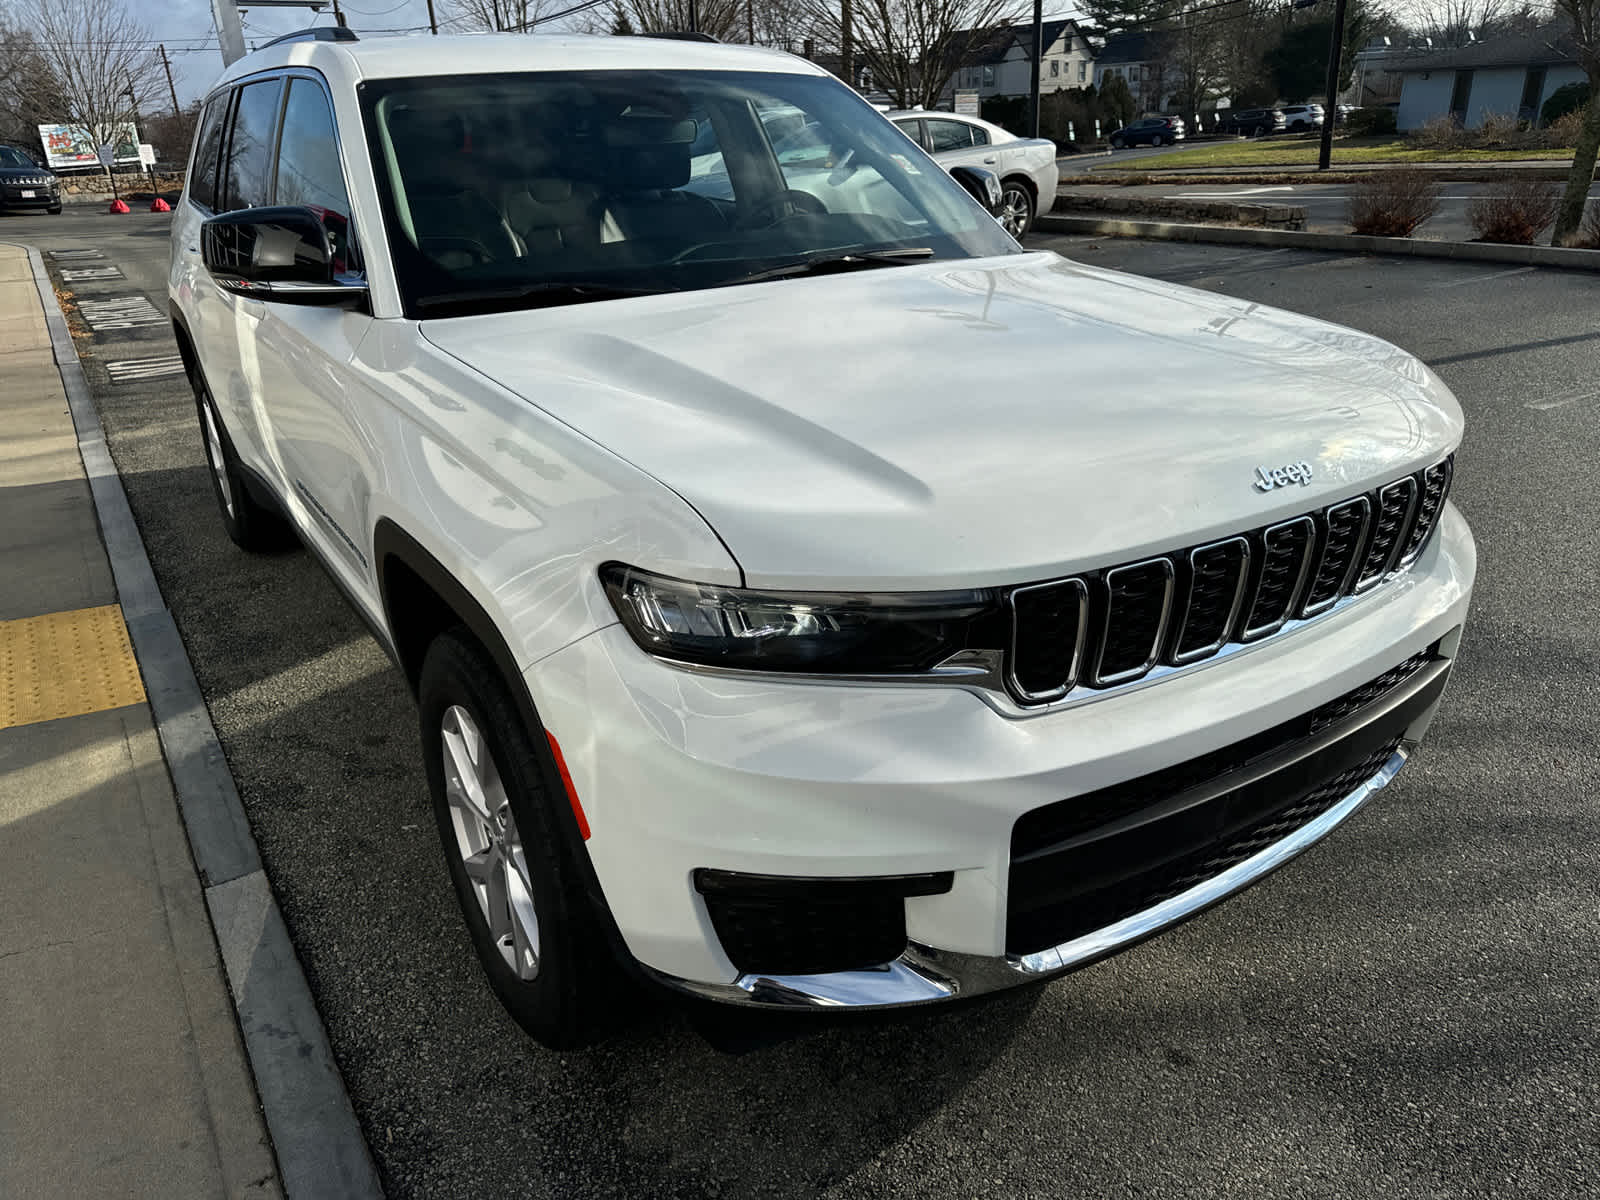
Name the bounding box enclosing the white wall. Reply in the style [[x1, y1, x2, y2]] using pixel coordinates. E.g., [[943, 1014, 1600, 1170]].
[[1400, 63, 1588, 129], [1398, 71, 1457, 130]]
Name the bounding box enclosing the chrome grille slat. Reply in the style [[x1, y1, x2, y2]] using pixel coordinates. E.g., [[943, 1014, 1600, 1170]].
[[1004, 455, 1454, 707], [1009, 579, 1088, 702], [1356, 478, 1419, 590], [1300, 497, 1371, 618], [1398, 459, 1452, 565], [1093, 560, 1175, 686], [1241, 517, 1315, 640], [1171, 538, 1250, 665]]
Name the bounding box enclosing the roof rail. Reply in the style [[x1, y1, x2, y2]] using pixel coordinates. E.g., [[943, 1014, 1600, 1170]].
[[260, 26, 359, 49], [639, 31, 720, 42]]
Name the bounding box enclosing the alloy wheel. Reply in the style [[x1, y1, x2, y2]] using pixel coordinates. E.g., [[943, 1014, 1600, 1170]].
[[199, 396, 234, 520], [999, 185, 1031, 238], [441, 704, 541, 981]]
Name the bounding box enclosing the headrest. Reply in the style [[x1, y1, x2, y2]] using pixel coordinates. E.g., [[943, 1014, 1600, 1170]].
[[603, 115, 696, 192]]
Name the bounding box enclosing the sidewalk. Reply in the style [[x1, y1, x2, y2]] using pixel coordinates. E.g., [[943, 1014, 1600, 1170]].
[[0, 244, 282, 1197]]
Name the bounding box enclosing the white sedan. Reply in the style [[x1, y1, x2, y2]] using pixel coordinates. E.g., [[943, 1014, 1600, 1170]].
[[888, 110, 1058, 237]]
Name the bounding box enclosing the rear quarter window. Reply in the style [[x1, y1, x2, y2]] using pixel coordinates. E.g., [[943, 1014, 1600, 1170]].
[[188, 94, 229, 211]]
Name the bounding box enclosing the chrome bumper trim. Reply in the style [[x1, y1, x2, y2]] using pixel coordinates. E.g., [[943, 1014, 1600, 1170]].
[[648, 745, 1410, 1010]]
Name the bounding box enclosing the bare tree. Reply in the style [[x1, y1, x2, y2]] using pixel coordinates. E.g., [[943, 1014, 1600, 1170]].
[[604, 0, 749, 39], [0, 18, 66, 152], [444, 0, 567, 31], [21, 0, 163, 160], [1410, 0, 1515, 46], [802, 0, 1027, 108], [1551, 0, 1599, 241]]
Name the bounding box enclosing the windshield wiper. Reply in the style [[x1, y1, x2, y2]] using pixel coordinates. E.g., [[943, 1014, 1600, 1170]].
[[733, 247, 936, 286], [416, 281, 670, 317]]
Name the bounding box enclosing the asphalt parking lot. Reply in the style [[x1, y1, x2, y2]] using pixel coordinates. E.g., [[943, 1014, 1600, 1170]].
[[8, 208, 1599, 1198]]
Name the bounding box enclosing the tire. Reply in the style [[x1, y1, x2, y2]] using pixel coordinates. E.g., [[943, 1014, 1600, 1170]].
[[1150, 133, 1163, 147], [998, 179, 1035, 239], [48, 205, 62, 215], [419, 629, 623, 1049], [192, 370, 292, 551], [1253, 125, 1265, 137], [1110, 136, 1124, 149]]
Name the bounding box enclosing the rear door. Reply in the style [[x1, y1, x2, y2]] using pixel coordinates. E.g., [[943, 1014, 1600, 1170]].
[[922, 117, 998, 174], [174, 90, 232, 399]]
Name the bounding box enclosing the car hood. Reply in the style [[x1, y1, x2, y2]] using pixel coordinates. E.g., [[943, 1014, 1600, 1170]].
[[0, 167, 52, 181], [420, 251, 1462, 590]]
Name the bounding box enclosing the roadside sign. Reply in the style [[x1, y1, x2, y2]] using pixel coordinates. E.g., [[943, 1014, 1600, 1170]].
[[955, 89, 980, 117], [138, 143, 156, 167], [97, 144, 115, 167]]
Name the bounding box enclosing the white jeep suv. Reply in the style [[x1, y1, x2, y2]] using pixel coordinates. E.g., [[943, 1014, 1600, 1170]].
[[170, 31, 1474, 1047]]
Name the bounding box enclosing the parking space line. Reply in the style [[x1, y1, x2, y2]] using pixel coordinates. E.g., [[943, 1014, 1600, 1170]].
[[0, 604, 146, 730], [60, 266, 123, 281], [1428, 266, 1536, 290], [1525, 387, 1600, 411], [47, 248, 105, 261]]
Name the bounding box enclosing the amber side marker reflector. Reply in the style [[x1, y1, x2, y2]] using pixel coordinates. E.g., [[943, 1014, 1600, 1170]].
[[544, 731, 591, 840]]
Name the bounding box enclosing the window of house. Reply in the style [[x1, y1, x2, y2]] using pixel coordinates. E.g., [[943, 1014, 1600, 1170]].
[[926, 119, 974, 152], [1050, 59, 1060, 78], [982, 66, 995, 87], [188, 93, 229, 211], [1126, 65, 1140, 82], [275, 77, 358, 271], [1519, 66, 1546, 116], [1078, 61, 1087, 82], [1449, 69, 1474, 123], [220, 77, 284, 211]]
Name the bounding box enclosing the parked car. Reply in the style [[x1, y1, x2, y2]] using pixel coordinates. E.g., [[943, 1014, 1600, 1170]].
[[172, 30, 1474, 1048], [1281, 104, 1325, 132], [887, 111, 1057, 238], [1222, 107, 1288, 136], [0, 144, 61, 214], [1106, 115, 1186, 148]]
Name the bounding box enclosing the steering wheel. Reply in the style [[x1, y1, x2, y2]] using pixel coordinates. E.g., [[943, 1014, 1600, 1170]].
[[747, 189, 829, 228], [419, 235, 500, 269]]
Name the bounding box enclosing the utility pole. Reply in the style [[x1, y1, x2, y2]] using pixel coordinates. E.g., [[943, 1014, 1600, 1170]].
[[159, 45, 181, 117], [1028, 0, 1043, 137], [841, 0, 854, 90], [1317, 0, 1350, 170], [427, 0, 438, 33], [688, 0, 699, 33], [211, 0, 248, 65], [746, 0, 754, 43]]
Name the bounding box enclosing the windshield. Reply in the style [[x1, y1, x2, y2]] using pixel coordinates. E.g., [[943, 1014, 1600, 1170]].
[[359, 69, 1020, 316], [0, 147, 37, 169]]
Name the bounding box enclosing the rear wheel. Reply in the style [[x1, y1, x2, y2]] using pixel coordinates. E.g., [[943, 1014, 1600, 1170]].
[[419, 629, 623, 1049], [192, 372, 291, 551], [998, 180, 1035, 238], [1150, 133, 1163, 147]]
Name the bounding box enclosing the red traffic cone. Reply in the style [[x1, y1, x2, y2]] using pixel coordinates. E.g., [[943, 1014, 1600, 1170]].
[[150, 197, 171, 212], [108, 198, 130, 214]]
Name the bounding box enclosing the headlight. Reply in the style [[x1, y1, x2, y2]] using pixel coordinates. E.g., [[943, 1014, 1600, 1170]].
[[600, 563, 1007, 674]]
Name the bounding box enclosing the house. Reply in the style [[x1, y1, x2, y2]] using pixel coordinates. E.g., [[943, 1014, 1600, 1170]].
[[1394, 25, 1586, 129], [943, 19, 1098, 102], [1093, 31, 1174, 115]]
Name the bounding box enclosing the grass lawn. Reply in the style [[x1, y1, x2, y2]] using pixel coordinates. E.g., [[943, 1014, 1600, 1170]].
[[1095, 138, 1575, 170]]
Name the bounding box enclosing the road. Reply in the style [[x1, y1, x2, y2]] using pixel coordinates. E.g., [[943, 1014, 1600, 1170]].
[[7, 207, 1599, 1199], [1054, 178, 1600, 239]]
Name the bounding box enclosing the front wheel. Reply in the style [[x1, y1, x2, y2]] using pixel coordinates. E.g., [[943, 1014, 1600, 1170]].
[[998, 180, 1035, 239], [419, 630, 623, 1049], [193, 373, 291, 551], [1110, 136, 1124, 149]]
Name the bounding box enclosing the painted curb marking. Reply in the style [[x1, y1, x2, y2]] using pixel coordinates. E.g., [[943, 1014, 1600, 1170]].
[[107, 354, 186, 384], [48, 248, 105, 260], [76, 295, 166, 331], [60, 266, 124, 281]]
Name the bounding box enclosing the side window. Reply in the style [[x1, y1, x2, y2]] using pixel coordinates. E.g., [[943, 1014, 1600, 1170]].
[[188, 93, 229, 211], [221, 77, 284, 211], [893, 119, 925, 150], [970, 125, 990, 147], [926, 120, 973, 153], [275, 77, 358, 270]]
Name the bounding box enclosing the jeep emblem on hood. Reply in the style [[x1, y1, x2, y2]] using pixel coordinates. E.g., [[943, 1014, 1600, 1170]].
[[1253, 462, 1314, 491]]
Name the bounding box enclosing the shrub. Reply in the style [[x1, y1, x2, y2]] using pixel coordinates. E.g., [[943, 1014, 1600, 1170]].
[[1466, 176, 1562, 244], [1579, 201, 1600, 250], [1347, 167, 1443, 236], [1541, 82, 1590, 126], [1408, 114, 1465, 150], [1544, 108, 1586, 149], [1345, 106, 1397, 136]]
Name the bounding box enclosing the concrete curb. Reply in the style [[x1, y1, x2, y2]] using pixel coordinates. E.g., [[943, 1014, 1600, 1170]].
[[16, 243, 384, 1200], [1034, 213, 1600, 271]]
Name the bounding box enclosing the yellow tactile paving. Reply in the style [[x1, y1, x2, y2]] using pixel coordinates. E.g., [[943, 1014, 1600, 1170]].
[[0, 605, 146, 730]]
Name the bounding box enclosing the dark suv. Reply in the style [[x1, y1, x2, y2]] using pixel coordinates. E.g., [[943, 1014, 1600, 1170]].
[[0, 145, 61, 214], [1222, 108, 1287, 137], [1107, 116, 1186, 148]]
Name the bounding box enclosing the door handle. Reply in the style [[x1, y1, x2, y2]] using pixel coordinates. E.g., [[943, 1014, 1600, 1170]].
[[187, 245, 198, 252], [983, 157, 997, 164]]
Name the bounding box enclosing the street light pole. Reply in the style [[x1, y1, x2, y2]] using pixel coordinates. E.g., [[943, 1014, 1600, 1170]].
[[1317, 0, 1350, 170], [1028, 0, 1043, 138]]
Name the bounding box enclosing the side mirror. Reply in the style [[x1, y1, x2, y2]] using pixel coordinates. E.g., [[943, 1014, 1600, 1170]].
[[201, 206, 367, 308], [947, 165, 1004, 218]]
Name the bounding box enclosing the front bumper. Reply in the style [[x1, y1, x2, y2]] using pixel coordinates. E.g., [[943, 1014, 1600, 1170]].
[[0, 185, 60, 210], [527, 504, 1475, 1008]]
